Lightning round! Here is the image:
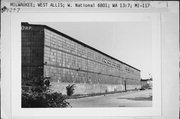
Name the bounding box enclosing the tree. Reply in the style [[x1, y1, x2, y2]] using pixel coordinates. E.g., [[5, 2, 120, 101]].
[[22, 76, 71, 107], [66, 84, 75, 97]]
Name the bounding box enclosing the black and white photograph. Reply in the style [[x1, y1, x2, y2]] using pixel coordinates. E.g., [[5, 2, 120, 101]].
[[1, 0, 179, 119], [21, 22, 153, 108]]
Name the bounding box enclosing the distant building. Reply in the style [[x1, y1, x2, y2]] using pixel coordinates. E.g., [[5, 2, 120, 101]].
[[21, 22, 141, 94], [140, 78, 152, 89]]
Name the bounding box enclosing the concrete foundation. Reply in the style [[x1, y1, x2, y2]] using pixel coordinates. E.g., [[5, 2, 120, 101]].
[[49, 82, 140, 95]]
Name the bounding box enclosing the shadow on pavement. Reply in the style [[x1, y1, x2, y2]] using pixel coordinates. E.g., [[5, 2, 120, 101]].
[[117, 96, 152, 101]]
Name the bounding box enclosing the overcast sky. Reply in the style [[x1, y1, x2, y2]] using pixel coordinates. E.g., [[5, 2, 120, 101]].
[[31, 22, 152, 79]]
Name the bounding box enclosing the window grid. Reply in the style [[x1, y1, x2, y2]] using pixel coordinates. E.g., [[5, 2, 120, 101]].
[[43, 29, 140, 84]]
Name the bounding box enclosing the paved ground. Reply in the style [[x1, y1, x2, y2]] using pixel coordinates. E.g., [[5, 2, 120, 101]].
[[67, 89, 152, 107]]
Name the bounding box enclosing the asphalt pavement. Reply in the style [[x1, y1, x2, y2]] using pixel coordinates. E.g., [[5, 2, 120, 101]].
[[67, 89, 152, 107]]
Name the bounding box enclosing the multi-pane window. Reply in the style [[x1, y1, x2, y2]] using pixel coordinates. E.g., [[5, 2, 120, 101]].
[[43, 28, 140, 85]]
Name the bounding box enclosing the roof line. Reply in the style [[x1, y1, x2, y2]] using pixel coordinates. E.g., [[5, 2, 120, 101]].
[[22, 22, 140, 71]]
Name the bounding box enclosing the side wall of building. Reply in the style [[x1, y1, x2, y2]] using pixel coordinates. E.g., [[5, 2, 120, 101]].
[[43, 28, 141, 94]]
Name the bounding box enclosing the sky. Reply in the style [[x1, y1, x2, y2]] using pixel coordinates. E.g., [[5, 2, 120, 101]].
[[31, 22, 152, 79]]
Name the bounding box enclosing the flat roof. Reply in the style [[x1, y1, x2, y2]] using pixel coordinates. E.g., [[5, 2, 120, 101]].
[[22, 22, 140, 72]]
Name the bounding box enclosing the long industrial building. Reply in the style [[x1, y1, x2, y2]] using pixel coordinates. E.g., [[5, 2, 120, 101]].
[[21, 22, 141, 94]]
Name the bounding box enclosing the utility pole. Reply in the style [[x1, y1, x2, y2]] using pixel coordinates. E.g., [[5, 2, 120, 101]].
[[124, 80, 126, 92]]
